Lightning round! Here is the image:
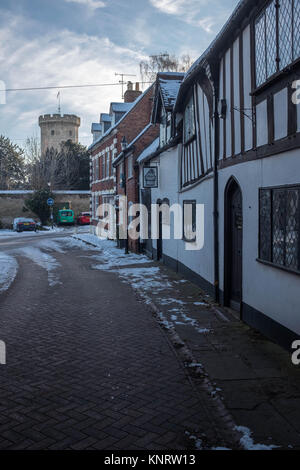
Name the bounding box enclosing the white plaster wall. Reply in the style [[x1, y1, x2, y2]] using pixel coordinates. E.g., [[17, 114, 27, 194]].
[[178, 176, 214, 285], [243, 25, 253, 152], [140, 147, 180, 260], [233, 37, 241, 155], [219, 58, 224, 159], [256, 100, 268, 147], [225, 49, 232, 157], [274, 88, 288, 141], [218, 149, 300, 335]]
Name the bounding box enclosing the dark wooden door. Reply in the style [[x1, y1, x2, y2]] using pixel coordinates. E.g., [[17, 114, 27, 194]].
[[229, 185, 243, 310]]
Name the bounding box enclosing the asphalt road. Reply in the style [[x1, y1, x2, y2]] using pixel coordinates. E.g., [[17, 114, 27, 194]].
[[0, 231, 213, 450]]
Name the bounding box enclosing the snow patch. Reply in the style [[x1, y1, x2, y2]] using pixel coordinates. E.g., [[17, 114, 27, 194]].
[[235, 426, 280, 450], [15, 247, 61, 287], [0, 253, 18, 292]]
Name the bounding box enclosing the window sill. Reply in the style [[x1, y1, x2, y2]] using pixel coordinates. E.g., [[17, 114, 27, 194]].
[[256, 258, 300, 276]]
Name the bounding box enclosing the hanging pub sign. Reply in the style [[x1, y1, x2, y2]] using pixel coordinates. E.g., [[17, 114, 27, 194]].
[[143, 166, 158, 188]]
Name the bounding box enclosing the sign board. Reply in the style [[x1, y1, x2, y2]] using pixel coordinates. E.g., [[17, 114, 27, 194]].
[[47, 198, 54, 206], [143, 166, 158, 188]]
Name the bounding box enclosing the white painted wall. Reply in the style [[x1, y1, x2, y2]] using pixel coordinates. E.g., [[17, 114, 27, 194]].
[[233, 37, 241, 155], [178, 176, 214, 285], [218, 149, 300, 335], [243, 25, 253, 152], [274, 87, 288, 141], [256, 100, 268, 147]]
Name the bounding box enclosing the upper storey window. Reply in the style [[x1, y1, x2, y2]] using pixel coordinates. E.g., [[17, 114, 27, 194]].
[[255, 0, 300, 88], [183, 95, 195, 144]]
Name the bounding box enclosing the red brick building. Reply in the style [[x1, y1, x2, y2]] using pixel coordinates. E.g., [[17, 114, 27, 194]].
[[113, 123, 159, 253], [89, 83, 154, 234]]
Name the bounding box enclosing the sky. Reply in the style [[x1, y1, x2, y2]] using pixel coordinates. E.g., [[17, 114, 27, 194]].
[[0, 0, 239, 151]]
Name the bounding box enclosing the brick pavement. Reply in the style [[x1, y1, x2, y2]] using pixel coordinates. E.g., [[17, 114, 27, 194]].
[[0, 238, 234, 450]]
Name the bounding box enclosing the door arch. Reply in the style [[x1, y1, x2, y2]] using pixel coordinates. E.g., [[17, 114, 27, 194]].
[[224, 177, 243, 315]]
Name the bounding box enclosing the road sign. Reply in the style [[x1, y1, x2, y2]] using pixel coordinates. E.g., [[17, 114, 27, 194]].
[[47, 198, 54, 206]]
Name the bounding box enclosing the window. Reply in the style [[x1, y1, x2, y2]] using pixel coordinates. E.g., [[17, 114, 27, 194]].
[[259, 185, 300, 272], [127, 154, 133, 179], [95, 157, 99, 181], [183, 95, 195, 144], [255, 0, 300, 87], [69, 130, 72, 136], [106, 151, 110, 177], [102, 154, 105, 178], [183, 200, 196, 242], [51, 130, 55, 136]]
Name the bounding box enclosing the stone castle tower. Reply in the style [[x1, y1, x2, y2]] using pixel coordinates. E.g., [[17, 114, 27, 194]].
[[39, 114, 81, 155]]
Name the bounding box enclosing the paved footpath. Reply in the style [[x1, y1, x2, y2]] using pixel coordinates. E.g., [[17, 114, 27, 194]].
[[0, 235, 233, 450]]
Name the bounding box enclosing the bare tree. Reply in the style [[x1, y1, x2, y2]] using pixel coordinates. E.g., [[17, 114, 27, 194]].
[[26, 139, 90, 190], [140, 53, 193, 84]]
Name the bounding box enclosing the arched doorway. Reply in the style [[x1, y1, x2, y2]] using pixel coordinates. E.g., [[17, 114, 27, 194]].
[[224, 178, 243, 315]]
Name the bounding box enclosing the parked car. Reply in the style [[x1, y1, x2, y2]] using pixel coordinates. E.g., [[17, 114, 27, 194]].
[[13, 218, 37, 232], [76, 212, 91, 225], [57, 209, 75, 226]]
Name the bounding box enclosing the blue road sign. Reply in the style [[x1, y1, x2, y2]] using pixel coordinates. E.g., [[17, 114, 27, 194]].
[[47, 198, 54, 206]]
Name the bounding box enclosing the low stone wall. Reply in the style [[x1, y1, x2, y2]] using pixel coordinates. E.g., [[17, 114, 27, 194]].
[[0, 191, 90, 227]]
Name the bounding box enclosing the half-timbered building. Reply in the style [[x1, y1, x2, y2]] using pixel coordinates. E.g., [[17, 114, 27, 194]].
[[175, 0, 300, 347]]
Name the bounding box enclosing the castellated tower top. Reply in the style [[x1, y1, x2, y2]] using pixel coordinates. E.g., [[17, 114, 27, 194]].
[[39, 114, 81, 155]]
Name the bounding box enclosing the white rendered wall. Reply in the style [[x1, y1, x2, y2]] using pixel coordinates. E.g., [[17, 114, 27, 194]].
[[218, 149, 300, 335]]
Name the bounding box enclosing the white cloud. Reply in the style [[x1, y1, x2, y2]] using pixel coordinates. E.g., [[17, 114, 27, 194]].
[[64, 0, 106, 10], [0, 12, 147, 148], [149, 0, 223, 33]]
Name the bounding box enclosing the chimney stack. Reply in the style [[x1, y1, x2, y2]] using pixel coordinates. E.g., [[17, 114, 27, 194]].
[[124, 81, 142, 103]]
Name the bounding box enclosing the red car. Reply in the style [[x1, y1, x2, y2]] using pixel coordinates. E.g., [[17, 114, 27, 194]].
[[76, 212, 91, 225]]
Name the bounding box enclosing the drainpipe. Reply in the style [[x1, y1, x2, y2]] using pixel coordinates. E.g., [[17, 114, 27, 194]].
[[213, 72, 220, 304]]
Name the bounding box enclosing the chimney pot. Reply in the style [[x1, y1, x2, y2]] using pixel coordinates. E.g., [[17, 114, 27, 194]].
[[135, 82, 140, 91]]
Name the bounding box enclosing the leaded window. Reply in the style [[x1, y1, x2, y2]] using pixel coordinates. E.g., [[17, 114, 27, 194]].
[[259, 185, 300, 272], [183, 95, 195, 144], [255, 0, 300, 87]]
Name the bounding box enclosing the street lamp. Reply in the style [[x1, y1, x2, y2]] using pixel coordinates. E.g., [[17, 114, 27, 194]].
[[121, 136, 129, 254]]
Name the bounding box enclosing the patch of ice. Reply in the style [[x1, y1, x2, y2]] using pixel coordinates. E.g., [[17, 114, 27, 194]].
[[15, 246, 61, 287], [36, 239, 66, 254], [235, 426, 280, 450], [59, 237, 94, 251], [194, 302, 207, 306], [0, 253, 18, 292]]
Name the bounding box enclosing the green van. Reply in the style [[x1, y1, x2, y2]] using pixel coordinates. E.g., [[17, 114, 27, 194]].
[[57, 209, 75, 226]]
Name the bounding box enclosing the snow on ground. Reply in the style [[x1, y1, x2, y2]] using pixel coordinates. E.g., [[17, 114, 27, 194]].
[[235, 426, 280, 450], [36, 239, 66, 254], [0, 227, 73, 239], [13, 247, 61, 287], [73, 233, 212, 335], [0, 253, 18, 292]]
